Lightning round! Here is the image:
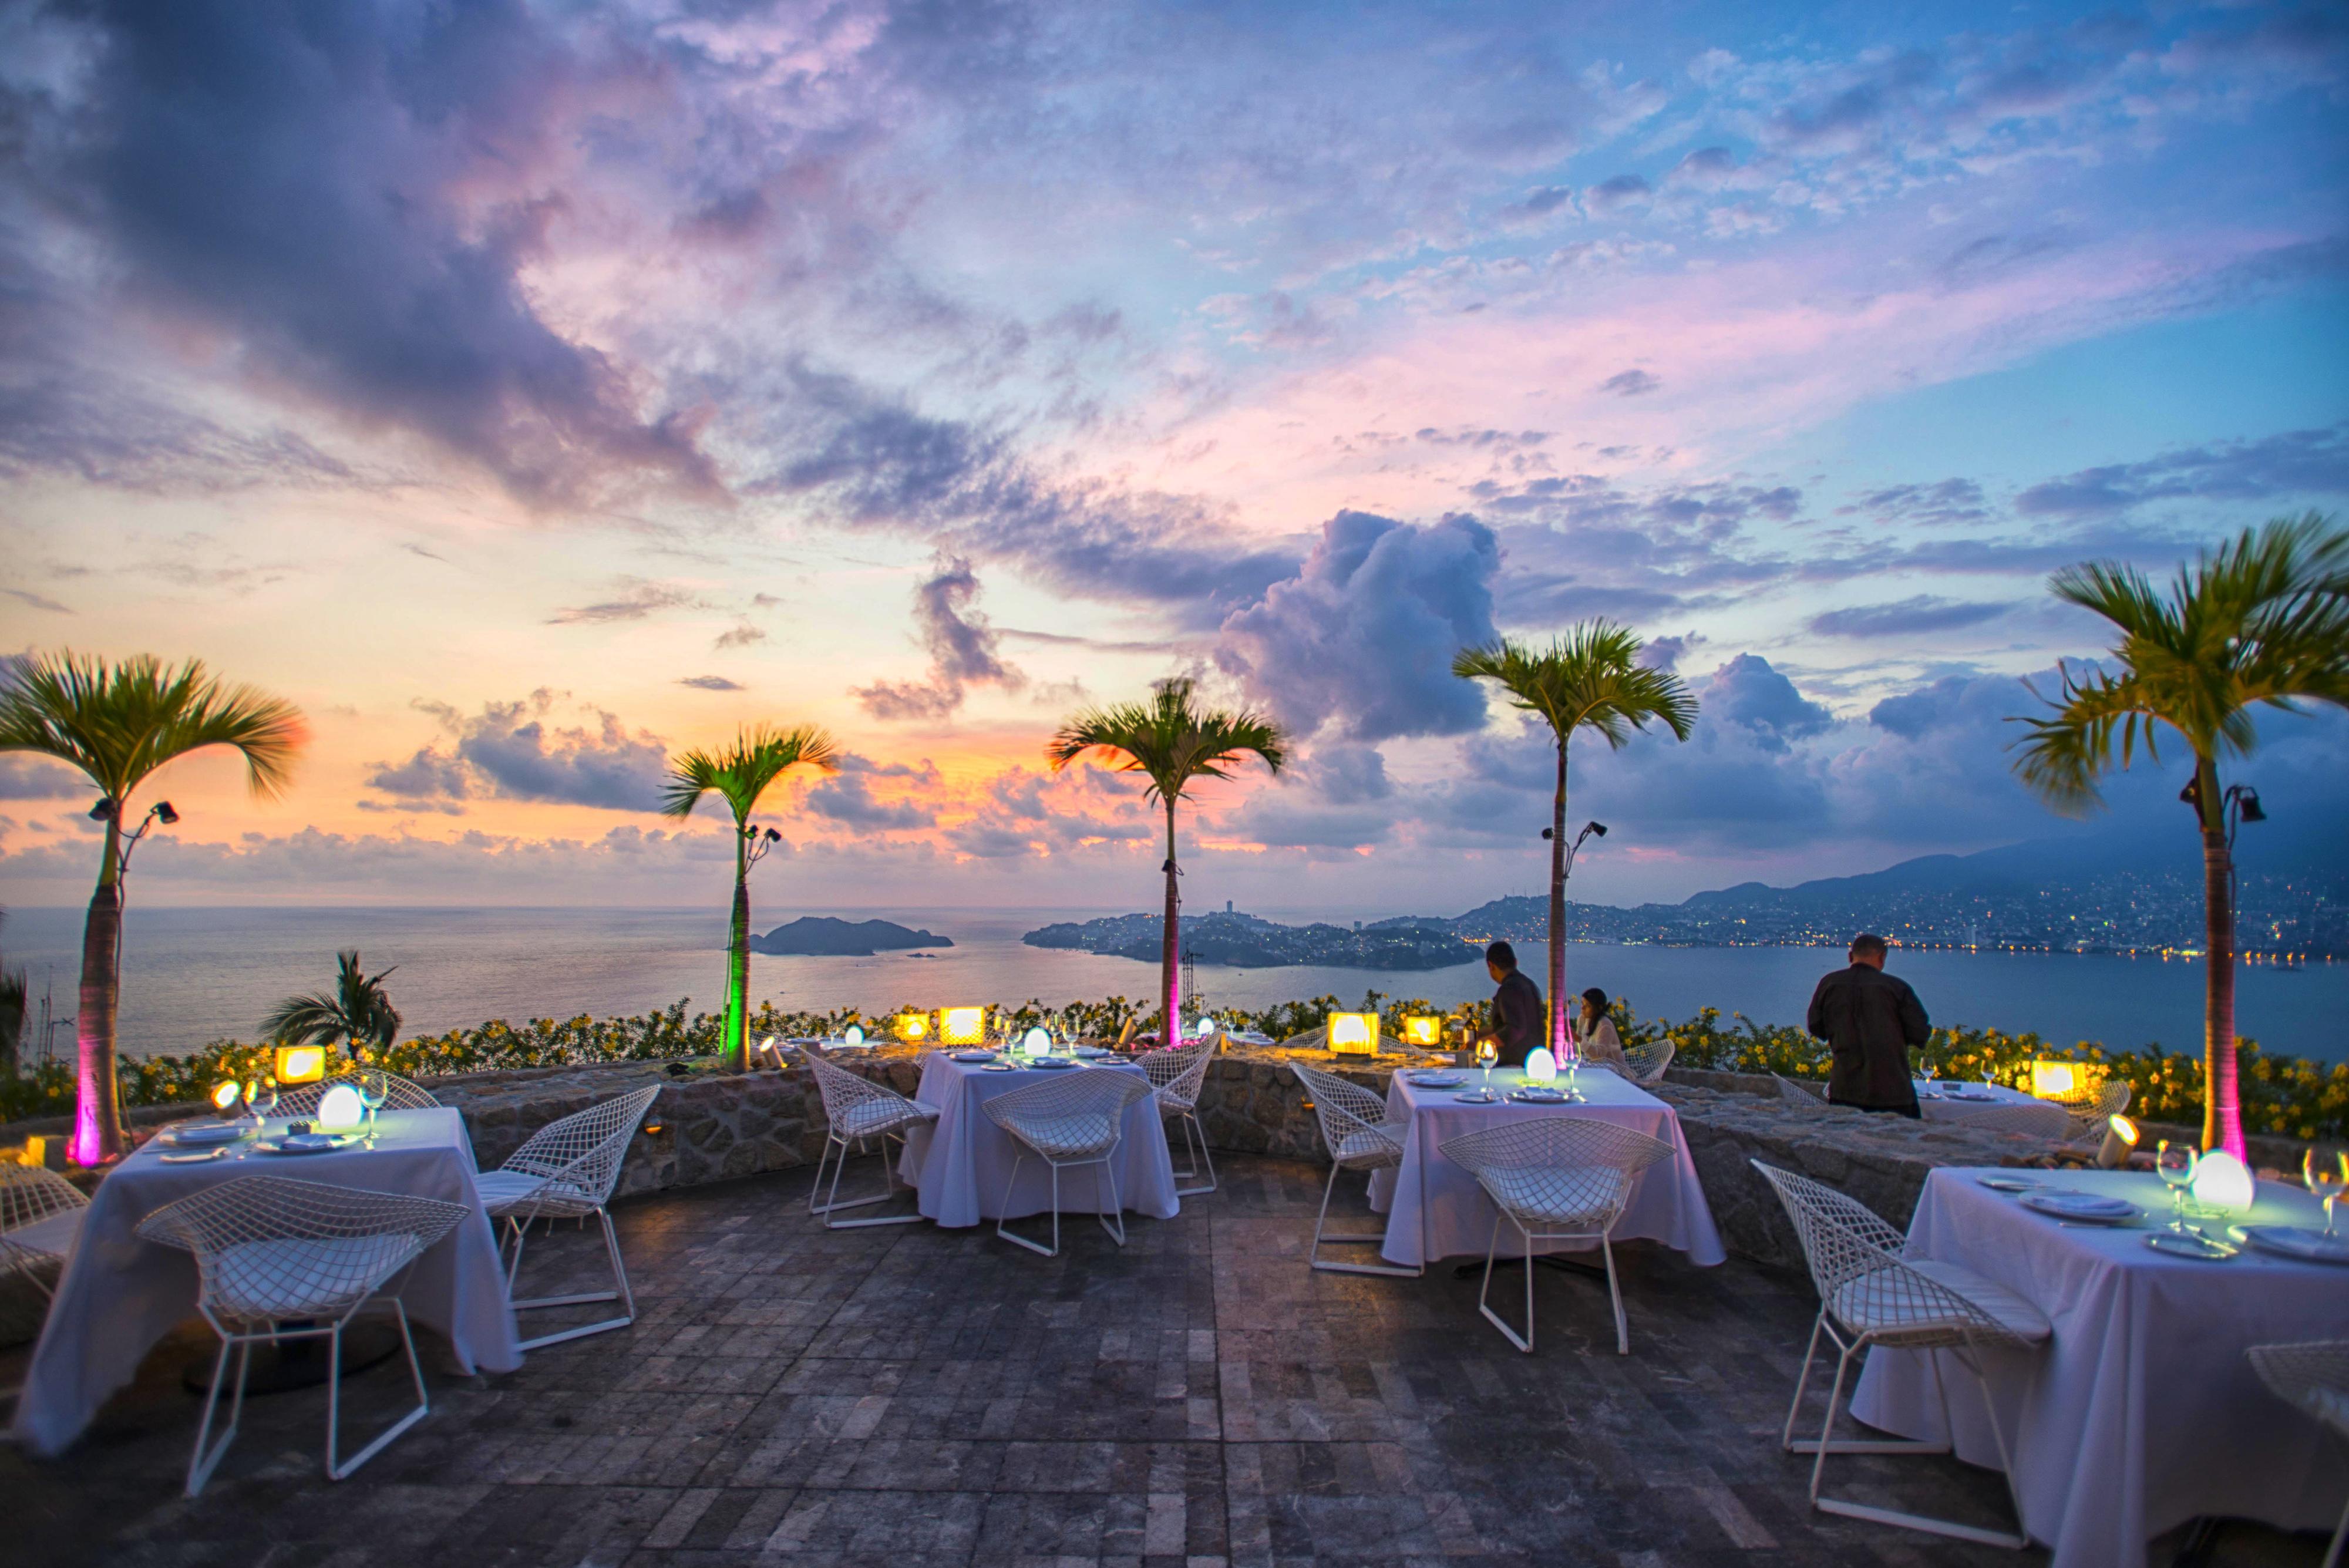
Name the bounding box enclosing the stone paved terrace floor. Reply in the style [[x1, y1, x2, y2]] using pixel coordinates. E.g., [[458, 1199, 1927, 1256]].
[[2, 1152, 2326, 1568]]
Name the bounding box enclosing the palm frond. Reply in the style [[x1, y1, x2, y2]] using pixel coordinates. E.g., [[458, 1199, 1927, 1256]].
[[661, 723, 840, 825], [0, 651, 306, 800], [261, 949, 402, 1049], [1452, 622, 1699, 752], [1045, 677, 1285, 803]]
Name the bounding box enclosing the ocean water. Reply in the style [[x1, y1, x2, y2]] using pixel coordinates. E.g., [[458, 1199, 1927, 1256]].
[[4, 904, 2343, 1067]]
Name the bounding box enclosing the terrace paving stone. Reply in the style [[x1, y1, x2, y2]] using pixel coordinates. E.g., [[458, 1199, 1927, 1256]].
[[1, 1152, 2325, 1568]]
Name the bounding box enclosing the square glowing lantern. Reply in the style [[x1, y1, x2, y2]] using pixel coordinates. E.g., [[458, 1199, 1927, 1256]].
[[273, 1044, 328, 1085], [1399, 1015, 1443, 1049], [938, 1006, 988, 1047], [894, 1011, 933, 1044], [316, 1084, 365, 1131], [1327, 1012, 1380, 1055], [2029, 1059, 2105, 1101]]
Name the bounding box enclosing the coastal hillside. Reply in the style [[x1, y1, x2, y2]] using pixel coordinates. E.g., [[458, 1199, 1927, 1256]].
[[1024, 909, 1470, 970], [749, 917, 953, 956]]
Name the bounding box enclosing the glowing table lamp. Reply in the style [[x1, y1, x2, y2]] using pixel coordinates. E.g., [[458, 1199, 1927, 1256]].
[[1327, 1013, 1379, 1056], [842, 1024, 867, 1047], [210, 1080, 243, 1114], [1524, 1047, 1559, 1084], [939, 1006, 987, 1047], [1194, 1016, 1219, 1039], [894, 1012, 932, 1044], [1021, 1027, 1052, 1058], [1399, 1015, 1442, 1049], [2096, 1113, 2139, 1169], [316, 1084, 365, 1132], [273, 1045, 327, 1086], [2190, 1149, 2256, 1214]]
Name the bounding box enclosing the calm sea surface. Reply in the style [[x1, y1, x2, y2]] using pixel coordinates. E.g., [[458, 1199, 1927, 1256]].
[[5, 904, 2343, 1067]]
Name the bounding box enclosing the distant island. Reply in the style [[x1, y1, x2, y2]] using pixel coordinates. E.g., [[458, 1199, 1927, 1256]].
[[1024, 909, 1472, 970], [749, 917, 953, 956]]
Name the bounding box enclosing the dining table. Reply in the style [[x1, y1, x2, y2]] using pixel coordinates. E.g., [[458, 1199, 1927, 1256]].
[[10, 1106, 523, 1458], [1911, 1078, 2068, 1128], [1365, 1064, 1727, 1269], [1849, 1166, 2348, 1568], [898, 1052, 1180, 1229]]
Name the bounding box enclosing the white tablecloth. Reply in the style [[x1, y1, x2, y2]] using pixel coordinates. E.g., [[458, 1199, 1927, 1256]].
[[899, 1056, 1179, 1228], [1912, 1079, 2058, 1126], [12, 1106, 523, 1458], [1850, 1167, 2348, 1568], [1365, 1066, 1727, 1268]]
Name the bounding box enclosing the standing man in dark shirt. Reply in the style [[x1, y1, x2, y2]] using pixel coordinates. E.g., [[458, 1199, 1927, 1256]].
[[1482, 941, 1545, 1068], [1805, 933, 1929, 1116]]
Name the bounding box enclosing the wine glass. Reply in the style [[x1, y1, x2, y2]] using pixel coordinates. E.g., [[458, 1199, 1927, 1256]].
[[2156, 1140, 2198, 1233], [358, 1072, 389, 1144], [1475, 1037, 1497, 1096], [246, 1077, 278, 1130], [2304, 1148, 2347, 1237]]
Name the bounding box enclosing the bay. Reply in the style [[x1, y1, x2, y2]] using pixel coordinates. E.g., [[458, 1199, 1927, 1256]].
[[3, 904, 2342, 1067]]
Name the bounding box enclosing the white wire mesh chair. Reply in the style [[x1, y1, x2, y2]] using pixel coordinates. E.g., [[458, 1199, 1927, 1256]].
[[278, 1069, 440, 1118], [1605, 1039, 1675, 1089], [2061, 1079, 2133, 1143], [982, 1068, 1155, 1257], [1291, 1062, 1419, 1278], [0, 1164, 89, 1301], [1954, 1101, 2073, 1140], [1775, 1073, 1832, 1109], [134, 1175, 467, 1496], [806, 1053, 939, 1229], [1439, 1118, 1672, 1355], [1751, 1160, 2052, 1549], [1137, 1038, 1217, 1196], [476, 1082, 659, 1351], [2247, 1340, 2349, 1568]]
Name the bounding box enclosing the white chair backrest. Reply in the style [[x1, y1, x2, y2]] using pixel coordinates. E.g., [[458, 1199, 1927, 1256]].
[[2064, 1079, 2133, 1138], [1439, 1116, 1672, 1219], [0, 1163, 89, 1235], [502, 1084, 660, 1207], [807, 1052, 917, 1132], [2247, 1341, 2349, 1438], [1290, 1063, 1393, 1156], [1774, 1074, 1830, 1109], [136, 1174, 469, 1321], [1959, 1101, 2072, 1140], [1138, 1038, 1214, 1105], [1749, 1159, 2013, 1343], [982, 1065, 1153, 1134], [1616, 1039, 1674, 1087], [278, 1069, 440, 1118]]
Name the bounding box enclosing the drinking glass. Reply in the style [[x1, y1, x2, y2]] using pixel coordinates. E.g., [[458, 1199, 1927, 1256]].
[[358, 1072, 389, 1144], [2304, 1148, 2347, 1237], [2156, 1140, 2198, 1233], [1475, 1038, 1497, 1095], [247, 1078, 278, 1129]]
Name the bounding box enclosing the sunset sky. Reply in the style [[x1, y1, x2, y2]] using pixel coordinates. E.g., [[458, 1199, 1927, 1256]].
[[2, 0, 2345, 917]]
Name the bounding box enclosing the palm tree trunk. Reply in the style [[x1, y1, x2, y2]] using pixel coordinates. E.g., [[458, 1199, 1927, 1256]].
[[2195, 759, 2243, 1157], [73, 821, 127, 1165], [1162, 797, 1181, 1044], [1549, 741, 1569, 1059], [728, 832, 751, 1075]]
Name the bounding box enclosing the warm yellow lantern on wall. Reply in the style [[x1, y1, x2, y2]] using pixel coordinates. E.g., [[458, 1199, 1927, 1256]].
[[938, 1006, 988, 1047], [273, 1045, 328, 1085], [2029, 1059, 2105, 1101], [210, 1080, 243, 1113], [1399, 1015, 1442, 1049], [894, 1011, 933, 1044], [1327, 1012, 1379, 1055]]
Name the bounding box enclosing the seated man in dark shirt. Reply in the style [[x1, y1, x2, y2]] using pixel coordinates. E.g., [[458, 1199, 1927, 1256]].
[[1805, 933, 1929, 1116], [1482, 940, 1546, 1069]]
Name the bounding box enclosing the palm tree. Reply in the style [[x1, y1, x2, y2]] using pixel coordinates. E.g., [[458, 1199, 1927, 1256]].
[[1046, 677, 1286, 1043], [0, 653, 304, 1163], [0, 909, 25, 1078], [261, 950, 403, 1059], [661, 725, 840, 1072], [1453, 624, 1698, 1058], [2013, 512, 2349, 1158]]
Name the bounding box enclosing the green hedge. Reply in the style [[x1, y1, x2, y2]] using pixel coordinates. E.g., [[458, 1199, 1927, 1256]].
[[5, 991, 2343, 1142]]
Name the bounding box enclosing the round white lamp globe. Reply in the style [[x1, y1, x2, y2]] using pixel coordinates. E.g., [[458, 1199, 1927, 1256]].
[[2189, 1149, 2256, 1214], [1022, 1027, 1052, 1058], [317, 1084, 365, 1132], [1524, 1047, 1559, 1084]]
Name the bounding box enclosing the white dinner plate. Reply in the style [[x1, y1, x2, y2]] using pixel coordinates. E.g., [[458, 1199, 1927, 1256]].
[[1028, 1057, 1079, 1070], [2233, 1225, 2349, 1266], [254, 1134, 355, 1156], [160, 1122, 250, 1146], [1941, 1090, 1998, 1102], [950, 1051, 997, 1063], [1406, 1072, 1463, 1087], [1072, 1047, 1113, 1058], [2022, 1190, 2136, 1223], [1976, 1175, 2040, 1193], [1451, 1091, 1500, 1104], [1507, 1088, 1570, 1103], [158, 1148, 227, 1164]]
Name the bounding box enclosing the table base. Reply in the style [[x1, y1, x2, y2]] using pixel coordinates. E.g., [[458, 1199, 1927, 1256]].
[[179, 1323, 405, 1397]]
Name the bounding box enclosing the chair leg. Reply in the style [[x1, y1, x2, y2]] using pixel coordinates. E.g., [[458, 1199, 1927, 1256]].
[[185, 1336, 251, 1497], [1172, 1111, 1217, 1196], [1602, 1233, 1628, 1355], [1308, 1162, 1420, 1277], [1475, 1213, 1536, 1354], [997, 1153, 1061, 1257], [1096, 1153, 1128, 1247], [815, 1132, 924, 1228], [1782, 1312, 1829, 1451], [512, 1206, 641, 1351], [325, 1301, 433, 1480], [2325, 1490, 2347, 1568], [1803, 1338, 2031, 1549]]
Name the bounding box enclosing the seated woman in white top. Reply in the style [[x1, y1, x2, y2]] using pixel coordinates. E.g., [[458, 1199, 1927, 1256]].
[[1576, 987, 1627, 1069]]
